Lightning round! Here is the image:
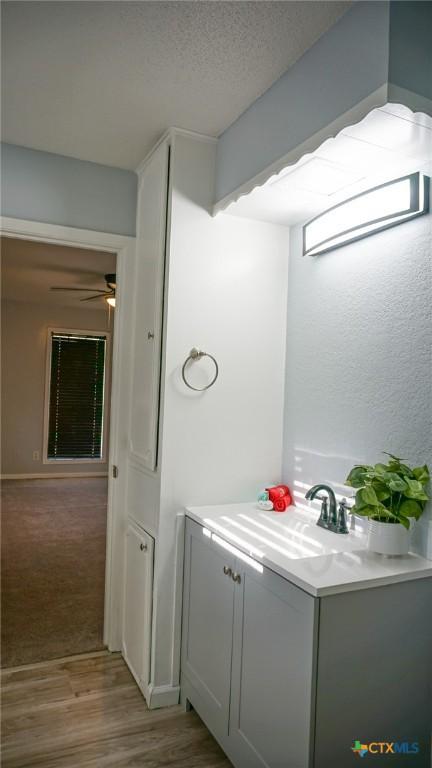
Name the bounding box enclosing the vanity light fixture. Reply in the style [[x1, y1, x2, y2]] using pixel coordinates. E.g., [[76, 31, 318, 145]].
[[106, 296, 116, 307], [303, 172, 429, 257]]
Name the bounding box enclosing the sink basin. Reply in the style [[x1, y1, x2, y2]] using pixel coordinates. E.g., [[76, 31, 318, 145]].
[[199, 503, 366, 561], [186, 501, 432, 599]]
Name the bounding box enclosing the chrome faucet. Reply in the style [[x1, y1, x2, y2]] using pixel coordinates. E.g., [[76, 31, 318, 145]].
[[305, 484, 349, 534]]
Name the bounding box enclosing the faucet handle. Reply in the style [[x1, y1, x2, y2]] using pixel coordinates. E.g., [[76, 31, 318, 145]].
[[344, 496, 357, 529], [336, 498, 349, 534], [316, 496, 329, 528], [343, 495, 355, 506]]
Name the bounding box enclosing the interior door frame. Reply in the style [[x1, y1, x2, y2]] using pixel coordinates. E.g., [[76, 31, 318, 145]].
[[0, 215, 135, 651]]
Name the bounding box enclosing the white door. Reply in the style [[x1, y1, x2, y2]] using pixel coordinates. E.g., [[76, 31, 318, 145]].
[[123, 522, 154, 691], [129, 141, 169, 472]]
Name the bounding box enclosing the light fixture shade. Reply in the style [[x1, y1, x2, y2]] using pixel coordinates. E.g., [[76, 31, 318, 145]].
[[303, 172, 429, 257], [106, 296, 116, 307]]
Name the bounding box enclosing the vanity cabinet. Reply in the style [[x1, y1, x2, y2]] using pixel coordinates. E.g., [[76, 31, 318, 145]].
[[181, 517, 432, 768], [182, 519, 316, 767]]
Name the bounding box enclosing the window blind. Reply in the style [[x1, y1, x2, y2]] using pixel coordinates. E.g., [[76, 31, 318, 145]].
[[47, 332, 107, 460]]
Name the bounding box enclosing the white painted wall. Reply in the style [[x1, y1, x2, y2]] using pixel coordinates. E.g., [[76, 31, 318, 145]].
[[282, 192, 432, 558], [149, 134, 289, 690], [1, 299, 112, 476]]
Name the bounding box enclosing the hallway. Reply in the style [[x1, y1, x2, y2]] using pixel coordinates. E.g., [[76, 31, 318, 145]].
[[1, 652, 231, 768], [1, 478, 107, 667]]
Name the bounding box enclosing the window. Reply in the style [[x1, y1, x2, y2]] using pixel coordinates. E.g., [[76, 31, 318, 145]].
[[45, 330, 108, 461]]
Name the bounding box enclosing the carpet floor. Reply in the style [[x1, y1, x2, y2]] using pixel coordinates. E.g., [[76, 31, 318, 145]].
[[1, 478, 107, 668]]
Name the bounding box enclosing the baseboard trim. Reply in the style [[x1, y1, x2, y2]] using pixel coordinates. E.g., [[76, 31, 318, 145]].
[[1, 472, 108, 480], [122, 649, 179, 709], [1, 649, 113, 675], [146, 683, 181, 709]]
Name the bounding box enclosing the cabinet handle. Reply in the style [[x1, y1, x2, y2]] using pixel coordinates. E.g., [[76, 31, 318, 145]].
[[140, 542, 147, 552], [232, 572, 241, 584], [223, 565, 232, 577]]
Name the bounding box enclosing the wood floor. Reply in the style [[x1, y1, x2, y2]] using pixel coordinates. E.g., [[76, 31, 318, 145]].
[[1, 652, 232, 768], [1, 478, 107, 667]]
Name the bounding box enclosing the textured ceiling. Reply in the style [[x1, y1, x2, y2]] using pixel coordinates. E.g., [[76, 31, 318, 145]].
[[1, 1, 351, 169], [1, 238, 116, 310]]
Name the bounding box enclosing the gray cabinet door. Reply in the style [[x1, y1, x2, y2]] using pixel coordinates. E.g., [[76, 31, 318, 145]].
[[314, 578, 432, 768], [229, 557, 317, 768], [182, 519, 236, 740]]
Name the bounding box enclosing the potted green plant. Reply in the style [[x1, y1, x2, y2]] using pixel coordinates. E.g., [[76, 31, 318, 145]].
[[346, 453, 430, 556]]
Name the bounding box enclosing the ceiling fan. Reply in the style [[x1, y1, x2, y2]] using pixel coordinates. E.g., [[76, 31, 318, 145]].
[[50, 273, 116, 307]]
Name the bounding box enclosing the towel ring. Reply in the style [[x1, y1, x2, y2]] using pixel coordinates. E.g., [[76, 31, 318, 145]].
[[182, 348, 219, 391]]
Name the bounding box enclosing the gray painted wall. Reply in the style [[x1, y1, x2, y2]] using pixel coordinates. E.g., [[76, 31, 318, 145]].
[[282, 188, 432, 559], [1, 143, 137, 235], [215, 1, 390, 204], [215, 1, 432, 207], [1, 298, 112, 475], [389, 1, 432, 101]]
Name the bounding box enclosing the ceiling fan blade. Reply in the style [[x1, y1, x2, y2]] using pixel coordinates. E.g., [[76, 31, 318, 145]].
[[80, 292, 113, 302], [105, 273, 116, 289], [50, 286, 108, 293]]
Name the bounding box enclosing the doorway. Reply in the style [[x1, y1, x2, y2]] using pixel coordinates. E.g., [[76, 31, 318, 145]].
[[1, 237, 117, 666]]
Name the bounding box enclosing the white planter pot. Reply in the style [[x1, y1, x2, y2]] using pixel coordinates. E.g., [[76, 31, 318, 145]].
[[367, 519, 412, 556]]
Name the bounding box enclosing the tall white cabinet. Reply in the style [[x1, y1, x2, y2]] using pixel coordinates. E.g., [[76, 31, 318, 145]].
[[122, 141, 169, 701], [121, 129, 289, 708]]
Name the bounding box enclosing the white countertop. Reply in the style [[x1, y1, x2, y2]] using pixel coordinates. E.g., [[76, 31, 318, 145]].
[[185, 502, 432, 597]]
